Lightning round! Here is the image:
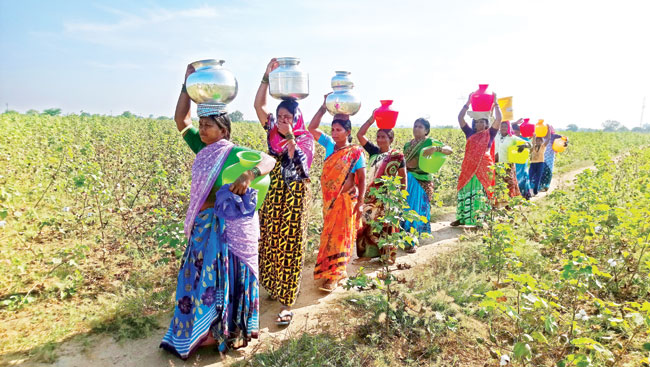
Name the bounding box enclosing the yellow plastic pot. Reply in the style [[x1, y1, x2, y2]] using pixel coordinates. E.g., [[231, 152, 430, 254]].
[[507, 141, 529, 164], [552, 136, 567, 153], [534, 119, 548, 137]]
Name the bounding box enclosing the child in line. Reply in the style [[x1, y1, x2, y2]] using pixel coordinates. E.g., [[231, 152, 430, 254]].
[[528, 133, 551, 195]]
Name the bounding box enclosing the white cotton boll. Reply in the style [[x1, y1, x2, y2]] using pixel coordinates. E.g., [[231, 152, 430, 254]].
[[0, 220, 6, 228], [607, 258, 617, 267], [577, 309, 589, 321], [500, 354, 510, 365], [62, 207, 70, 212]]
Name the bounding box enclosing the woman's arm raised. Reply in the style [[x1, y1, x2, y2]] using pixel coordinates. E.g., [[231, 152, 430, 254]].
[[490, 93, 502, 130], [174, 64, 195, 133], [308, 93, 330, 140], [356, 111, 376, 146], [253, 58, 278, 127], [458, 93, 471, 128]]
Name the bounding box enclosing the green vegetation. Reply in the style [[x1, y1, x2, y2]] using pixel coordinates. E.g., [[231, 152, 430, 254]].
[[1, 113, 649, 364], [237, 150, 650, 366]]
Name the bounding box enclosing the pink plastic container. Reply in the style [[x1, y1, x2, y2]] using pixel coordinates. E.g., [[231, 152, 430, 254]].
[[520, 118, 534, 138], [470, 84, 495, 112], [374, 100, 399, 129]]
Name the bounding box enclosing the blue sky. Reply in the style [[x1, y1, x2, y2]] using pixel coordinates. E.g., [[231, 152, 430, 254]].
[[1, 0, 648, 128]]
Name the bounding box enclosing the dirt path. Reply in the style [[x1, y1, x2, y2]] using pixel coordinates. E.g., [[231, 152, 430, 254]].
[[11, 165, 593, 367]]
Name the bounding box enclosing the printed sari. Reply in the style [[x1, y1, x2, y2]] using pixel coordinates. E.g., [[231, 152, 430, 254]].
[[259, 110, 314, 307], [356, 149, 404, 262], [161, 140, 260, 359], [314, 145, 364, 282], [456, 129, 495, 226], [402, 138, 437, 234]]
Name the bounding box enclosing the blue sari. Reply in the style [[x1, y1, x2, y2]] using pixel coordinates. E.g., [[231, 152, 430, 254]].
[[403, 172, 431, 234], [540, 136, 560, 190], [160, 208, 259, 359]]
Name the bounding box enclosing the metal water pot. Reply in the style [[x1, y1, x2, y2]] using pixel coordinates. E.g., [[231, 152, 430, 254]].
[[186, 59, 238, 104], [269, 57, 309, 100], [325, 71, 361, 116]]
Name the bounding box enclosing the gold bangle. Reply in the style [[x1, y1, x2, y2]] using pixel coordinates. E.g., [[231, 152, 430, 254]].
[[261, 75, 269, 84]]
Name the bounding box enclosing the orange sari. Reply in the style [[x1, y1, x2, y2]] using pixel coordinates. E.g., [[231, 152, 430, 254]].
[[314, 145, 364, 281]]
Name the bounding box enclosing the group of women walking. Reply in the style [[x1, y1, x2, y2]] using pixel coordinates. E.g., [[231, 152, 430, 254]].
[[159, 59, 565, 359]]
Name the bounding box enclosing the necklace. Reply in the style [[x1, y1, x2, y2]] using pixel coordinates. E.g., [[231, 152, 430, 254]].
[[334, 143, 349, 152]]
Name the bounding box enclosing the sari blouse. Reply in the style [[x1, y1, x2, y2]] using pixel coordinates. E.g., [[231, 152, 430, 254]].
[[183, 127, 254, 200]]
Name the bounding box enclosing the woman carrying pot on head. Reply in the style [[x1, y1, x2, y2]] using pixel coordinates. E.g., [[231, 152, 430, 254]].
[[354, 110, 407, 264], [253, 58, 315, 326], [511, 123, 533, 199], [494, 119, 529, 198], [308, 94, 366, 292], [539, 125, 567, 192], [160, 64, 276, 359], [402, 118, 453, 249], [450, 93, 501, 227]]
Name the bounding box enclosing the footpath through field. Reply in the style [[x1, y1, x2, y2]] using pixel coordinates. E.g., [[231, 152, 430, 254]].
[[14, 164, 591, 367]]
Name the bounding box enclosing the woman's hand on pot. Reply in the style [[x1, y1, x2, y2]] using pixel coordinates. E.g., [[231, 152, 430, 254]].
[[322, 92, 332, 109], [265, 58, 278, 76], [441, 146, 453, 155], [185, 64, 195, 82], [422, 146, 437, 157], [230, 171, 253, 195]]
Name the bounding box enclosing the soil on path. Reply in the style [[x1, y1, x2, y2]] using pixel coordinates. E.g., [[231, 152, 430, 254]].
[[8, 165, 591, 367]]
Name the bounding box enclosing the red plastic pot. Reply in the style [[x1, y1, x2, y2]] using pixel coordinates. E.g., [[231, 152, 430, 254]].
[[374, 100, 399, 129], [470, 84, 495, 112], [520, 118, 534, 138]]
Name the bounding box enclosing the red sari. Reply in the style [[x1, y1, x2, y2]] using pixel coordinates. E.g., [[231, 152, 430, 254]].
[[314, 145, 364, 281], [457, 129, 495, 198]]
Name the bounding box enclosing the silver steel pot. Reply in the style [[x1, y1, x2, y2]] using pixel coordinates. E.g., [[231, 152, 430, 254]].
[[186, 59, 238, 105], [269, 57, 309, 100], [325, 71, 361, 116]]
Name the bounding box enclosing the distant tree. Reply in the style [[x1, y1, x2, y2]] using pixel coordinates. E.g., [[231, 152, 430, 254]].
[[156, 116, 169, 120], [602, 120, 622, 132], [26, 109, 39, 115], [2, 110, 18, 115], [228, 110, 244, 122], [80, 111, 91, 117], [42, 108, 62, 116], [566, 124, 579, 132], [120, 111, 135, 118], [618, 125, 629, 132]]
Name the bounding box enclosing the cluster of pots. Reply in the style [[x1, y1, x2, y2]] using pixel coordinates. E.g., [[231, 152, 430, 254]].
[[184, 57, 400, 129]]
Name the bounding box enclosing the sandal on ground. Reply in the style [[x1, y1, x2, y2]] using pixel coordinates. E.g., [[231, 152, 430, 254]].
[[405, 247, 417, 254], [318, 279, 338, 293], [450, 219, 461, 227], [276, 309, 294, 326]]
